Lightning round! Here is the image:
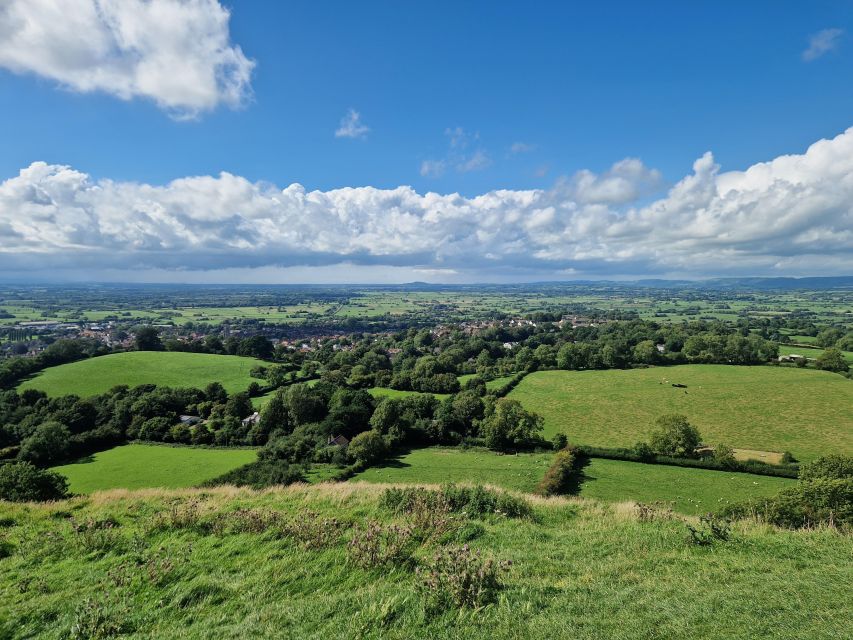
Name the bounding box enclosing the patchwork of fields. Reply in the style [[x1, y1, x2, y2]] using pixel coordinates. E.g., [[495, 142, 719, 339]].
[[18, 351, 265, 397], [51, 444, 257, 493], [509, 365, 853, 461]]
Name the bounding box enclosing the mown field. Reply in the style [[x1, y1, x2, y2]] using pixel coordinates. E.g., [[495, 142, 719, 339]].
[[18, 351, 266, 397], [576, 458, 795, 514], [51, 444, 257, 493], [1, 484, 850, 639], [352, 447, 554, 493], [509, 365, 853, 461]]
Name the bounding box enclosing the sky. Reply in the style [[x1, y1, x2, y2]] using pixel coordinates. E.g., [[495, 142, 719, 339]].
[[1, 0, 852, 284]]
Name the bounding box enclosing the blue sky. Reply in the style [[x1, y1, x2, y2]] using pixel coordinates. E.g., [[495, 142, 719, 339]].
[[1, 1, 852, 282]]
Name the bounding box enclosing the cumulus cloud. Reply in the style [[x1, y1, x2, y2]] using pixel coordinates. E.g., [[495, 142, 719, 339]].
[[335, 109, 369, 139], [2, 128, 853, 279], [0, 0, 254, 118], [803, 28, 844, 61]]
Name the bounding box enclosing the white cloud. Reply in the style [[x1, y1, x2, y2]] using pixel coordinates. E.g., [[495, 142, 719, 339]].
[[335, 109, 369, 139], [803, 28, 844, 61], [422, 127, 490, 177], [510, 142, 536, 154], [0, 0, 254, 118], [2, 127, 853, 279]]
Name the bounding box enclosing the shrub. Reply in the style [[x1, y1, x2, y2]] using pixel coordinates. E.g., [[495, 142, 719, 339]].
[[382, 485, 531, 519], [416, 544, 511, 610], [536, 448, 576, 496], [713, 443, 737, 469], [202, 460, 304, 489], [281, 510, 349, 549], [722, 478, 853, 529], [686, 515, 732, 546], [799, 454, 853, 481], [0, 462, 69, 502], [348, 521, 415, 569], [552, 433, 568, 451]]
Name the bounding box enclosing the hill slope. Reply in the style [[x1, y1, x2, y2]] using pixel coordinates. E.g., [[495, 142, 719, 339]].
[[17, 351, 266, 397], [0, 484, 849, 639]]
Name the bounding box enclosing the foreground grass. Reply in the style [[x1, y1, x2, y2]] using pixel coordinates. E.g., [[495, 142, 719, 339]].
[[18, 351, 266, 397], [352, 447, 554, 493], [509, 365, 853, 460], [0, 484, 850, 639], [51, 444, 258, 493], [577, 458, 796, 515]]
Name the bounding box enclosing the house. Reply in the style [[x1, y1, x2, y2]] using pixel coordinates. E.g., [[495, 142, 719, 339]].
[[179, 415, 202, 426], [328, 434, 350, 447], [241, 412, 261, 427], [778, 354, 807, 363]]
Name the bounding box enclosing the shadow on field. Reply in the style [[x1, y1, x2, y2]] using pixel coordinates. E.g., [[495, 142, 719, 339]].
[[564, 454, 593, 495]]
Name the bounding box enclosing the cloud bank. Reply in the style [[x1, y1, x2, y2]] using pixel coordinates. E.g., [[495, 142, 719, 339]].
[[2, 128, 853, 280], [0, 0, 254, 118]]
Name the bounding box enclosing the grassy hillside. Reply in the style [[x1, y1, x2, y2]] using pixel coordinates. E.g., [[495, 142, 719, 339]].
[[18, 351, 266, 397], [1, 484, 849, 639], [576, 457, 795, 514], [51, 444, 258, 493], [353, 447, 553, 493], [509, 366, 853, 461]]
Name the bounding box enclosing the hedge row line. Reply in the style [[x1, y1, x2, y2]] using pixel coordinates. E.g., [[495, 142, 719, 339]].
[[575, 445, 800, 478]]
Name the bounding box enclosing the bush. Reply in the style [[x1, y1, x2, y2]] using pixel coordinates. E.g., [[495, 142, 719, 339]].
[[536, 448, 576, 496], [416, 544, 511, 610], [18, 421, 71, 466], [347, 521, 415, 569], [799, 454, 853, 482], [201, 460, 304, 489], [381, 485, 531, 519], [0, 462, 69, 502], [552, 433, 568, 451], [713, 443, 737, 469], [722, 478, 853, 529]]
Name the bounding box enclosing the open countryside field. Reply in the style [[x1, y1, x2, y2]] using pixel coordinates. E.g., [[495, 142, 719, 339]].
[[778, 344, 853, 363], [18, 351, 266, 397], [509, 365, 853, 461], [353, 447, 554, 493], [51, 444, 257, 493], [3, 484, 849, 639], [576, 458, 795, 514]]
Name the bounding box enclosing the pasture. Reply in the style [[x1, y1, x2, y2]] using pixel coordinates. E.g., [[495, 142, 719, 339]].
[[18, 351, 266, 397], [352, 447, 553, 493], [367, 387, 450, 400], [778, 344, 853, 363], [509, 365, 853, 461], [51, 444, 257, 493], [576, 458, 795, 514]]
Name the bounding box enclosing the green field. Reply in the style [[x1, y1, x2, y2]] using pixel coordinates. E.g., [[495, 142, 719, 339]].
[[576, 458, 795, 514], [18, 351, 266, 397], [509, 365, 853, 461], [2, 484, 849, 639], [352, 447, 554, 492], [778, 344, 853, 363], [51, 444, 257, 493], [368, 387, 450, 401]]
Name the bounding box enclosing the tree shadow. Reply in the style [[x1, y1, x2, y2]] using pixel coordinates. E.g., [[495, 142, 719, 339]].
[[61, 455, 95, 466], [564, 454, 593, 495]]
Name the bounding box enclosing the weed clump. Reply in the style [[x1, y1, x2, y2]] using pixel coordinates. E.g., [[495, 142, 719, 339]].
[[381, 484, 531, 520], [686, 515, 732, 546], [416, 544, 511, 610], [348, 521, 416, 569]]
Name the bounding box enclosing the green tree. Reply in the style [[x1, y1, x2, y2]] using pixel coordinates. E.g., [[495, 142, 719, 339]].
[[815, 348, 849, 373], [648, 414, 701, 457], [632, 340, 658, 364], [481, 398, 543, 451], [134, 326, 163, 351], [18, 421, 71, 466], [348, 430, 387, 465], [713, 443, 737, 469]]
